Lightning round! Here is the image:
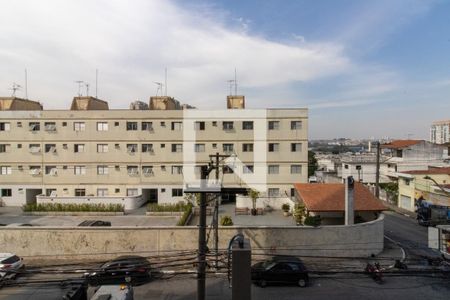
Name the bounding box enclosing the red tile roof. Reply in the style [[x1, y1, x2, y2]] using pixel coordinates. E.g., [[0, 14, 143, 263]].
[[294, 182, 386, 212], [403, 167, 450, 175], [381, 140, 422, 149]]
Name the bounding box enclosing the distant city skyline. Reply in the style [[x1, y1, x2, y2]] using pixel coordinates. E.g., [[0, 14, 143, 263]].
[[1, 0, 449, 139]]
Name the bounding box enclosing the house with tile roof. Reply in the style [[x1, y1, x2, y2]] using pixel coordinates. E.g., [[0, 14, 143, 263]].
[[397, 166, 450, 211], [294, 182, 386, 225]]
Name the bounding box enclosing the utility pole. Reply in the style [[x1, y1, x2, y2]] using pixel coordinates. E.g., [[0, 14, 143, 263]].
[[197, 166, 208, 300], [375, 141, 381, 198], [214, 152, 220, 269]]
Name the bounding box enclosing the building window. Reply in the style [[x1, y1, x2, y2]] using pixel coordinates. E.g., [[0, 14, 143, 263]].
[[127, 189, 139, 196], [223, 166, 234, 174], [97, 165, 109, 175], [212, 121, 217, 127], [268, 188, 280, 197], [344, 164, 349, 169], [223, 143, 234, 153], [29, 166, 41, 175], [97, 144, 109, 153], [212, 143, 217, 149], [142, 144, 154, 153], [171, 165, 183, 174], [223, 121, 234, 130], [62, 122, 67, 127], [45, 166, 57, 176], [242, 121, 254, 130], [74, 166, 86, 175], [161, 144, 165, 148], [290, 188, 295, 197], [75, 189, 86, 197], [44, 122, 56, 132], [268, 165, 279, 174], [396, 149, 403, 158], [0, 122, 11, 131], [127, 166, 139, 175], [73, 122, 85, 131], [268, 143, 279, 152], [115, 188, 120, 193], [29, 144, 41, 153], [45, 189, 57, 197], [160, 121, 166, 127], [404, 179, 410, 186], [171, 122, 183, 131], [97, 122, 109, 131], [291, 165, 302, 174], [1, 189, 12, 197], [45, 144, 56, 153], [126, 122, 138, 131], [142, 122, 153, 131], [29, 122, 40, 131], [291, 121, 302, 130], [243, 165, 254, 174], [0, 144, 11, 153], [195, 144, 205, 153], [171, 144, 183, 153], [142, 166, 154, 176], [242, 143, 254, 152], [291, 143, 302, 152], [97, 189, 108, 196], [195, 121, 205, 130], [115, 144, 120, 149], [74, 144, 85, 153], [172, 188, 183, 197], [127, 144, 138, 153], [268, 121, 280, 130], [0, 166, 12, 175], [17, 144, 22, 149], [114, 122, 119, 126]]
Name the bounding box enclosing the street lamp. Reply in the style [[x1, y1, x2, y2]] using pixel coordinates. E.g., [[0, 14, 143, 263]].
[[423, 176, 450, 196]]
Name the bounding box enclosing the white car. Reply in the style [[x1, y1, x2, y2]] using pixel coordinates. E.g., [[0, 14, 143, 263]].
[[0, 253, 24, 278]]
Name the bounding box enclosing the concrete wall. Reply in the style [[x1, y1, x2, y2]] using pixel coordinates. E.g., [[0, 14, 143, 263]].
[[0, 214, 384, 261]]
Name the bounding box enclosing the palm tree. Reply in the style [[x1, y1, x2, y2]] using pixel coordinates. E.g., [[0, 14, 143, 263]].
[[249, 189, 260, 215]]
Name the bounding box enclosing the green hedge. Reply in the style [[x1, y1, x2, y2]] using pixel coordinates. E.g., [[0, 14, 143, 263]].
[[147, 202, 190, 212], [220, 215, 233, 226], [176, 203, 193, 226], [304, 215, 321, 227], [22, 203, 124, 212]]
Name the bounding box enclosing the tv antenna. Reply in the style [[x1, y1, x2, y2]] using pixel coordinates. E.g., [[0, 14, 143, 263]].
[[84, 82, 90, 96], [227, 68, 238, 95], [10, 83, 22, 97], [154, 82, 163, 97], [75, 81, 84, 96]]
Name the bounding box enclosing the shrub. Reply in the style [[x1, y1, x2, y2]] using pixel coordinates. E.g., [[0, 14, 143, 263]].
[[293, 204, 306, 224], [147, 201, 188, 212], [281, 203, 290, 212], [176, 203, 193, 226], [220, 215, 233, 226], [22, 203, 124, 212], [304, 215, 321, 227]]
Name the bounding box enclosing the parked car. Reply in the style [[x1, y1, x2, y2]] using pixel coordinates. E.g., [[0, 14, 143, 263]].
[[0, 253, 24, 278], [78, 220, 111, 227], [251, 256, 309, 287], [85, 256, 151, 286]]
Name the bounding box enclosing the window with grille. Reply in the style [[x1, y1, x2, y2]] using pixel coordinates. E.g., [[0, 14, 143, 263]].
[[171, 122, 183, 131], [242, 121, 253, 130], [268, 121, 280, 130], [97, 144, 109, 153], [194, 144, 205, 152], [268, 143, 279, 152], [242, 143, 254, 152], [291, 121, 302, 130], [126, 122, 138, 131], [171, 144, 183, 153], [291, 143, 302, 152], [291, 165, 302, 174], [74, 166, 86, 175], [142, 122, 153, 131], [268, 165, 279, 174], [97, 165, 109, 175], [172, 188, 183, 197], [223, 121, 234, 130], [73, 122, 85, 131]]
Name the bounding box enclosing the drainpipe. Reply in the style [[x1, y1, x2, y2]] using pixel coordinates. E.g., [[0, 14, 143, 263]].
[[345, 176, 354, 225]]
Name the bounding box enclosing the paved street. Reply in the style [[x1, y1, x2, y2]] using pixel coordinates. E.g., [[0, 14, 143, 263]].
[[383, 210, 442, 264]]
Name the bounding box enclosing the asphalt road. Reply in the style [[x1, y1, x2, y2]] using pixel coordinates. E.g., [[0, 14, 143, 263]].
[[383, 211, 441, 265]]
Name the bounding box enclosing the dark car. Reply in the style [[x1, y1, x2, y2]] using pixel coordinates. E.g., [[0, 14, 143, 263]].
[[251, 256, 309, 287], [78, 220, 111, 227], [85, 255, 151, 286]]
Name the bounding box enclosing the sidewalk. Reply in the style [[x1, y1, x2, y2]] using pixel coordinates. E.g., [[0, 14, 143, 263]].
[[381, 200, 416, 219]]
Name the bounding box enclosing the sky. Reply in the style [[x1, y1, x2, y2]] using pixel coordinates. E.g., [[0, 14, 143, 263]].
[[1, 0, 449, 139]]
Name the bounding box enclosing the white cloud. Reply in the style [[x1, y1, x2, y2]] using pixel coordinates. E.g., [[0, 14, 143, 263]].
[[0, 0, 351, 109]]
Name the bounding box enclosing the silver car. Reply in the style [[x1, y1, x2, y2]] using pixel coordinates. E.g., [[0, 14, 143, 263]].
[[0, 253, 24, 278]]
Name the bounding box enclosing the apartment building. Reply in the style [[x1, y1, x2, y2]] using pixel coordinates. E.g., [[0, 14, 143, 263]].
[[0, 95, 308, 209], [430, 120, 450, 145]]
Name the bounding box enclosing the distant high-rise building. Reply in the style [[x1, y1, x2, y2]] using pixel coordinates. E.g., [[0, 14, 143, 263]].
[[430, 120, 450, 144]]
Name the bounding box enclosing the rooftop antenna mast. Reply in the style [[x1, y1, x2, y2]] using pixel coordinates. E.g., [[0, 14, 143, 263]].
[[10, 83, 22, 97], [24, 69, 28, 99], [75, 81, 84, 96], [154, 82, 163, 97], [85, 82, 90, 97], [234, 68, 237, 96], [226, 80, 235, 96], [164, 67, 168, 96], [95, 69, 98, 98]]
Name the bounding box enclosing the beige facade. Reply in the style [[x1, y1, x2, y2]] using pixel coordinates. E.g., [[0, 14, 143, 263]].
[[0, 103, 308, 207]]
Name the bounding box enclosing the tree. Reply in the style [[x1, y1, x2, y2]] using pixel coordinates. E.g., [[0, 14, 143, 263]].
[[308, 151, 318, 177], [248, 189, 260, 216]]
